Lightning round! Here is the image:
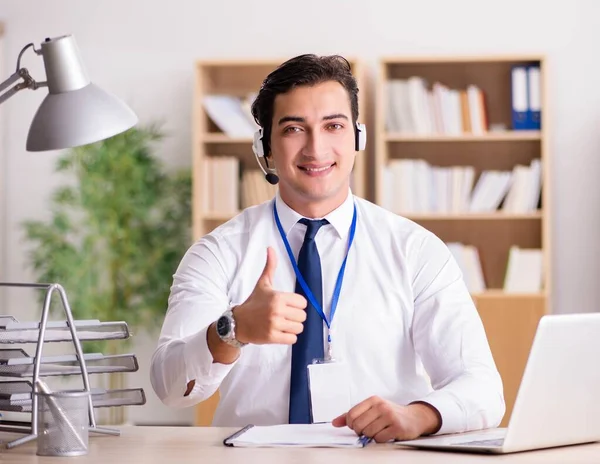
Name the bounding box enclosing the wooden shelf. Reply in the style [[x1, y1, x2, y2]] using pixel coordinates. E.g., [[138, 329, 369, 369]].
[[202, 212, 542, 222], [202, 134, 253, 143], [385, 131, 542, 142], [202, 212, 237, 221], [381, 54, 546, 64], [471, 290, 546, 299], [405, 212, 542, 221]]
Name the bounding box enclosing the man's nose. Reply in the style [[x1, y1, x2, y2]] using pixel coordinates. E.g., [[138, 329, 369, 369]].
[[302, 130, 326, 158]]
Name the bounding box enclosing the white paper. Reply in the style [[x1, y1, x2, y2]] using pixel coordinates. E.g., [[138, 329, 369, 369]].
[[228, 423, 365, 448], [308, 362, 352, 424]]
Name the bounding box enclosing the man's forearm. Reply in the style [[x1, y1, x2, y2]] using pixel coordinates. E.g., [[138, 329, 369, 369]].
[[184, 322, 240, 397]]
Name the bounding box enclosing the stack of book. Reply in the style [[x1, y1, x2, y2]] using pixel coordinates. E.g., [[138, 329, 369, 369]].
[[201, 158, 277, 214], [382, 158, 542, 214], [241, 170, 278, 209], [201, 156, 240, 214], [447, 243, 544, 294], [386, 78, 487, 135], [385, 66, 542, 134]]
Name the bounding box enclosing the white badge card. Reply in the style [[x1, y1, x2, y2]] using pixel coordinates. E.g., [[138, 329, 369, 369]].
[[307, 361, 352, 423]]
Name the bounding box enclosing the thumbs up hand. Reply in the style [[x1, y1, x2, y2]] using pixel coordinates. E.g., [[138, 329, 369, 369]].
[[234, 247, 308, 345]]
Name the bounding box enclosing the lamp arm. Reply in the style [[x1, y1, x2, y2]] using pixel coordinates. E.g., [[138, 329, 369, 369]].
[[0, 42, 48, 106]]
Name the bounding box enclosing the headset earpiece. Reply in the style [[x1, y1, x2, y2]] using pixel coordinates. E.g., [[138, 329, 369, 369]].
[[252, 128, 266, 158], [252, 128, 279, 185], [355, 122, 367, 151]]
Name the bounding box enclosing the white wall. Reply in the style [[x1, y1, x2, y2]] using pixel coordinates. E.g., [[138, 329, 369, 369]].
[[1, 0, 600, 425]]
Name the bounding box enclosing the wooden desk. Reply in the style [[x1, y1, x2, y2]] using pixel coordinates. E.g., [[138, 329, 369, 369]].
[[2, 426, 600, 463]]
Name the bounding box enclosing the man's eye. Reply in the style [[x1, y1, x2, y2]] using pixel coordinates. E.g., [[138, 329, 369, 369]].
[[284, 127, 301, 133], [328, 123, 343, 130]]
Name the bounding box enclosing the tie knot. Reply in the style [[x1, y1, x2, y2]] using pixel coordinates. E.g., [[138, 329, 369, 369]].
[[299, 218, 329, 241]]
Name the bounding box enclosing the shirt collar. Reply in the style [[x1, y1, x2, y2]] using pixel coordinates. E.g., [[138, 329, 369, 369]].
[[274, 189, 355, 241]]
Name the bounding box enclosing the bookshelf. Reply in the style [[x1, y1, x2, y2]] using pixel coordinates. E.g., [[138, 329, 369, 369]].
[[190, 55, 549, 428], [376, 55, 550, 427], [191, 58, 367, 425], [192, 58, 368, 240]]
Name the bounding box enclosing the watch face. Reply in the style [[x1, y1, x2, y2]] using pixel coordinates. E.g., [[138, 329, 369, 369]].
[[217, 316, 231, 337]]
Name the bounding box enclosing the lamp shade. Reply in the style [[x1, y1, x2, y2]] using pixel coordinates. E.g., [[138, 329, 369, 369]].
[[25, 35, 137, 152]]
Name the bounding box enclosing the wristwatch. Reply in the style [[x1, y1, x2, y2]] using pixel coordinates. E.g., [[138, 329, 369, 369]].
[[216, 309, 247, 349]]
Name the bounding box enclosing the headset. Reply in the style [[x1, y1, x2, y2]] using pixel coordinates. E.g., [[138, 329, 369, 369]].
[[252, 121, 367, 185]]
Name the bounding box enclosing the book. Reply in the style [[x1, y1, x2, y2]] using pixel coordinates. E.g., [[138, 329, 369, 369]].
[[527, 66, 542, 129], [511, 66, 529, 130], [504, 246, 543, 293], [202, 95, 256, 137], [447, 242, 486, 293]]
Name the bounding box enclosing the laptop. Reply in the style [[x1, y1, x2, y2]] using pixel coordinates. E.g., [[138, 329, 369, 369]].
[[395, 312, 600, 454]]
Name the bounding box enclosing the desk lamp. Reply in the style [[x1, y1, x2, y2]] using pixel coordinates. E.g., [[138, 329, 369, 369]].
[[0, 34, 137, 150]]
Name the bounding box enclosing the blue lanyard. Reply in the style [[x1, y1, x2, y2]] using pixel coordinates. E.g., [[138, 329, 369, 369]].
[[273, 201, 357, 343]]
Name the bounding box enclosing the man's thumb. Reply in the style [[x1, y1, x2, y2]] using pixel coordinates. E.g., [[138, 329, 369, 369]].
[[258, 247, 277, 286]]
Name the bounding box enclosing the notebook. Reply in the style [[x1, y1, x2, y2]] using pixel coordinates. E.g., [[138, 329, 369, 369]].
[[223, 423, 371, 448]]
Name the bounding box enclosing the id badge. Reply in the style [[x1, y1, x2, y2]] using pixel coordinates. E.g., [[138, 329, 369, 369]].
[[307, 358, 352, 424]]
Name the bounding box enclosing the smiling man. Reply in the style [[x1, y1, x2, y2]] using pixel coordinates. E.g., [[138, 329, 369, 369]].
[[150, 54, 505, 442]]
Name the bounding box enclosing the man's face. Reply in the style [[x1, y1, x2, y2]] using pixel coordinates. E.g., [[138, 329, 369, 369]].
[[268, 80, 356, 211]]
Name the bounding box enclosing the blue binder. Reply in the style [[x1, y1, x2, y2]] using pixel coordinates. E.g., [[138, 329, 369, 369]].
[[511, 66, 529, 130], [527, 65, 541, 130]]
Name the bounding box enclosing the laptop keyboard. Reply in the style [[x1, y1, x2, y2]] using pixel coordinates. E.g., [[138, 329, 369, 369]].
[[454, 438, 504, 447]]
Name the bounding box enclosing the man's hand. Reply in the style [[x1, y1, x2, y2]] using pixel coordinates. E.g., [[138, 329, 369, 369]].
[[200, 247, 308, 394], [332, 396, 442, 443], [234, 247, 308, 345]]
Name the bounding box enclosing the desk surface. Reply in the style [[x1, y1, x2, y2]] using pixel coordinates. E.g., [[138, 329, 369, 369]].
[[2, 426, 600, 463]]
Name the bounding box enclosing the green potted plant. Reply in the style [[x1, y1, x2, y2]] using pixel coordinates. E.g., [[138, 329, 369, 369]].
[[22, 123, 191, 424]]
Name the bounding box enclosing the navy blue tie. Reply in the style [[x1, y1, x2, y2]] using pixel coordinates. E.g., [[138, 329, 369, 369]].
[[289, 218, 329, 424]]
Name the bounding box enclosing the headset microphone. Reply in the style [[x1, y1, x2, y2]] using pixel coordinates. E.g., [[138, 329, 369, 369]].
[[264, 171, 279, 185], [253, 144, 279, 185], [255, 156, 279, 185], [252, 128, 279, 185]]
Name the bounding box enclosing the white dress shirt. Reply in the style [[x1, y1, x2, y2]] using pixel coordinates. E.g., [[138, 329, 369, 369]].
[[150, 190, 505, 435]]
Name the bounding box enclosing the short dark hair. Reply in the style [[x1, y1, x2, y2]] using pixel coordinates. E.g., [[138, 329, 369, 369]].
[[251, 54, 359, 156]]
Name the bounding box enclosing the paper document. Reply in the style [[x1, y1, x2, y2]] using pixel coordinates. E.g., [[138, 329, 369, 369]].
[[223, 423, 370, 448]]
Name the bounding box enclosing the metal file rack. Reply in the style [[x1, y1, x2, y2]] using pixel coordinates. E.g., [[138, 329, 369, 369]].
[[0, 282, 146, 449]]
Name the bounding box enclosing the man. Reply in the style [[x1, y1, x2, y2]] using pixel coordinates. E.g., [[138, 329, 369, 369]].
[[150, 54, 505, 442]]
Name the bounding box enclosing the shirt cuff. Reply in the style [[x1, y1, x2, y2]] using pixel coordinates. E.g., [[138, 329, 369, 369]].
[[182, 324, 237, 385], [414, 391, 466, 436]]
